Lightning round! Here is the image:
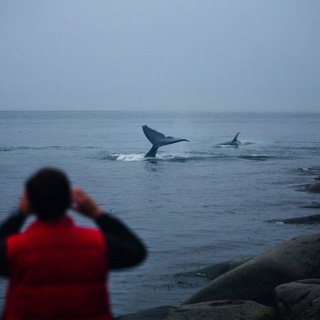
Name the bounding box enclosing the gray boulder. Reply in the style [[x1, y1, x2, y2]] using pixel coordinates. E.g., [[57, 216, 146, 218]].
[[114, 301, 280, 320], [306, 181, 320, 192], [114, 306, 175, 320], [165, 300, 280, 320], [175, 256, 253, 280], [183, 232, 320, 306], [275, 279, 320, 320], [268, 214, 320, 224]]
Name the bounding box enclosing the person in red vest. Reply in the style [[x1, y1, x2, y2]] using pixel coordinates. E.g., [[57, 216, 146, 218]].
[[0, 167, 147, 319]]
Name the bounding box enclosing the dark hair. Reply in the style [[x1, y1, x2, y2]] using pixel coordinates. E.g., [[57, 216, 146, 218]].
[[26, 167, 71, 221]]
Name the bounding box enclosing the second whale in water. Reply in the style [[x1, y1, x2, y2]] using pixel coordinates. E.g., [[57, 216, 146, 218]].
[[218, 132, 241, 147]]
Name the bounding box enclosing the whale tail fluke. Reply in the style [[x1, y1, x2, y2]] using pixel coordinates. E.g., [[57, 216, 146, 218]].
[[142, 125, 189, 158], [142, 125, 166, 145]]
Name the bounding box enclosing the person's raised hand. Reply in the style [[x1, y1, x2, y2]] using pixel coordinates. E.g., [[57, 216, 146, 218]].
[[71, 188, 102, 219]]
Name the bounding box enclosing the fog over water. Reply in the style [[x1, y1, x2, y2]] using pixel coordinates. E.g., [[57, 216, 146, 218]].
[[1, 1, 320, 112]]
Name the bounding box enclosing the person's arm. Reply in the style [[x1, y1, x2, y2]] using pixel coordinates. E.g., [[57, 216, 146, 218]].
[[0, 191, 31, 276], [0, 210, 26, 241], [95, 212, 147, 269], [71, 188, 147, 270], [0, 191, 31, 241], [0, 210, 28, 276]]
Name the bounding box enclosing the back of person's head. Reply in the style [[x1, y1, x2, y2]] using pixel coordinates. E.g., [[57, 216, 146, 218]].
[[26, 167, 71, 221]]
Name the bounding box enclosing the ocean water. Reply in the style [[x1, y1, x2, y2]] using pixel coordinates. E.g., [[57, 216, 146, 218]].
[[1, 111, 320, 316]]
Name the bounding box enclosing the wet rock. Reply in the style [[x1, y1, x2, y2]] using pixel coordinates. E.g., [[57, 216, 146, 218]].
[[306, 181, 320, 192], [175, 256, 253, 280], [183, 233, 320, 306], [114, 301, 280, 320], [114, 306, 175, 320], [166, 300, 280, 320], [274, 279, 320, 320], [268, 214, 320, 224]]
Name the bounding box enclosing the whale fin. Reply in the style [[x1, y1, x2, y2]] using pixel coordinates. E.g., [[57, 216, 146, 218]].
[[142, 125, 189, 158], [218, 132, 241, 146], [231, 132, 240, 143]]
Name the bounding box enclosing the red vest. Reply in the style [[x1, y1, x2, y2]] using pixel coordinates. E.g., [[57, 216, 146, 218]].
[[4, 216, 111, 320]]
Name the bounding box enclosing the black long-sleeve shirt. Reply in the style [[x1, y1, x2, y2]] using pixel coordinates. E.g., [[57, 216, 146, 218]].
[[0, 210, 147, 276]]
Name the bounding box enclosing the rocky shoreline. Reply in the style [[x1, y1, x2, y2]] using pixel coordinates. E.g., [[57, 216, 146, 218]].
[[115, 182, 320, 320]]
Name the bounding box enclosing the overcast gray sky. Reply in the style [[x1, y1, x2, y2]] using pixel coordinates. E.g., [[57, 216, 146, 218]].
[[1, 1, 319, 112]]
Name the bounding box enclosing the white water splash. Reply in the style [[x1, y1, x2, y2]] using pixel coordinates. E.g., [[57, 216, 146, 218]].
[[116, 154, 145, 161]]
